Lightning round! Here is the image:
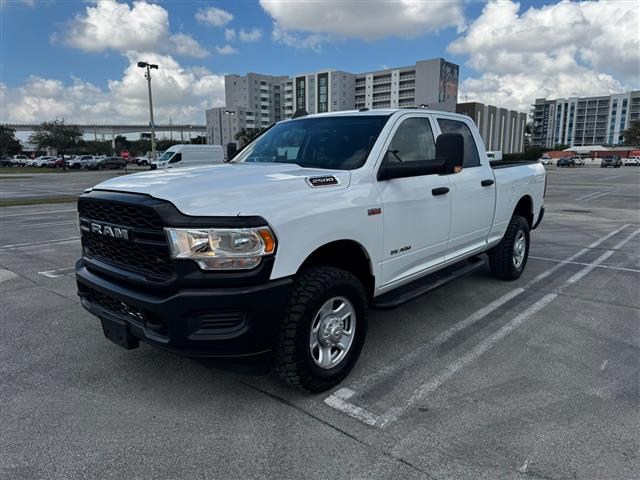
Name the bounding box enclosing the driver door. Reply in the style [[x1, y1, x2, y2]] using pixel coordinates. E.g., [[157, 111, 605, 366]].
[[376, 115, 451, 289]]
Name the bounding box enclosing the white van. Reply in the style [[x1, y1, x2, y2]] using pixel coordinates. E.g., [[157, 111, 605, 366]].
[[151, 145, 225, 169]]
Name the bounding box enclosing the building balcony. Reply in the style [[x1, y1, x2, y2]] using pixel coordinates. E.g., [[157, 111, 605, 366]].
[[399, 83, 415, 90], [373, 77, 391, 85]]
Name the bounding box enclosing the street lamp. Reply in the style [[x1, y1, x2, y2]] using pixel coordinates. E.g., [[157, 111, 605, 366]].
[[137, 61, 159, 162]]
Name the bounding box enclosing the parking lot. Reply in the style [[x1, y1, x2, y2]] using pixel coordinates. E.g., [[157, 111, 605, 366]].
[[1, 166, 639, 479]]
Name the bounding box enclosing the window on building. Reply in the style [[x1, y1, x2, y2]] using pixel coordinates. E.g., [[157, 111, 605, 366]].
[[295, 77, 306, 111], [317, 73, 329, 113], [437, 118, 481, 168]]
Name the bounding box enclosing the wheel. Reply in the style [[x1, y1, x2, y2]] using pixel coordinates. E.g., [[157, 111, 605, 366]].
[[274, 266, 368, 392], [488, 215, 530, 281]]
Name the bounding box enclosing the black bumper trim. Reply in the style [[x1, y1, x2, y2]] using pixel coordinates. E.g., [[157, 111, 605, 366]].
[[77, 260, 293, 358], [532, 206, 544, 230]]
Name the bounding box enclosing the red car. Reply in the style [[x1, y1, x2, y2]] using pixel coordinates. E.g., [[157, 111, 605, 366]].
[[47, 158, 65, 168]]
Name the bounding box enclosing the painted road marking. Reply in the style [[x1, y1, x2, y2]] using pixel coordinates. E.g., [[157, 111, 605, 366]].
[[0, 268, 18, 283], [0, 237, 80, 249], [324, 225, 640, 428], [529, 256, 640, 274], [9, 221, 77, 229], [37, 267, 75, 278]]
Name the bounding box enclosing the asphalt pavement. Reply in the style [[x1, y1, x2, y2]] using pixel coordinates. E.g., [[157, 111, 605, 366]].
[[1, 165, 639, 479]]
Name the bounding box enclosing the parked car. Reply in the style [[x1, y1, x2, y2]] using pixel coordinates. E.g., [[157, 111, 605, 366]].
[[12, 154, 29, 166], [75, 108, 546, 392], [600, 156, 622, 168], [557, 157, 576, 168], [540, 156, 551, 165], [623, 156, 640, 166], [66, 155, 95, 169], [1, 156, 13, 167], [87, 156, 127, 170], [571, 156, 584, 166], [30, 156, 56, 167]]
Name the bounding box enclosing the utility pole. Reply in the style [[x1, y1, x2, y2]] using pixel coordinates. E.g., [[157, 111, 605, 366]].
[[138, 61, 159, 161]]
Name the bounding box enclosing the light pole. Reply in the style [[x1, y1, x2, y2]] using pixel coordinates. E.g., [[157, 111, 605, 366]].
[[137, 61, 158, 162]]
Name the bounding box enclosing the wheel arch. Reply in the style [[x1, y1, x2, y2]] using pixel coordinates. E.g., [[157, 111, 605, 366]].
[[297, 239, 375, 300], [513, 195, 534, 229]]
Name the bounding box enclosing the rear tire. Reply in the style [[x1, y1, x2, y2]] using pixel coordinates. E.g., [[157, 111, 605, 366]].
[[274, 266, 368, 392], [488, 215, 530, 281]]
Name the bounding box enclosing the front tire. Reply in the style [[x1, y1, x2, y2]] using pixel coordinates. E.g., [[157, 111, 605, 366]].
[[274, 266, 368, 392], [488, 215, 530, 281]]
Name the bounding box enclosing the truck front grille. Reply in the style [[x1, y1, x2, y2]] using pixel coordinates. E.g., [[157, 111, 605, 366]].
[[79, 197, 175, 281]]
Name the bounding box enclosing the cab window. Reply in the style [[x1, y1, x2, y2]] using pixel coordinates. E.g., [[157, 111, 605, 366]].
[[168, 153, 182, 164], [385, 117, 436, 165], [437, 118, 481, 167]]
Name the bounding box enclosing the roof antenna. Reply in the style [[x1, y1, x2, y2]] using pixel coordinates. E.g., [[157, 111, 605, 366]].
[[292, 109, 308, 119]]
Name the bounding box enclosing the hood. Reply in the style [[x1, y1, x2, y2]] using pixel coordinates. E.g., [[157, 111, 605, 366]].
[[90, 163, 351, 216]]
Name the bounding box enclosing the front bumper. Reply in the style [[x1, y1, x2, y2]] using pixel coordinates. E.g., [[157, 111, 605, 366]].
[[76, 259, 292, 358]]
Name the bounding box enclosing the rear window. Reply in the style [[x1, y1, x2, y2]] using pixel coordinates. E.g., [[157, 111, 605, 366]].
[[232, 115, 390, 170]]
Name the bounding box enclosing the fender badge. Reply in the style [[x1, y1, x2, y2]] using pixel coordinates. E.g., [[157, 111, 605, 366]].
[[306, 176, 339, 187]]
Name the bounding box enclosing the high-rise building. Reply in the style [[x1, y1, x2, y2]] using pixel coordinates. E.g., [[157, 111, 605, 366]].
[[355, 58, 458, 112], [206, 58, 459, 148], [531, 91, 640, 148], [456, 102, 528, 154]]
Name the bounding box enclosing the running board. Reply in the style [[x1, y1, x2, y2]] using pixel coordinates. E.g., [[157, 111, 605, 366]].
[[372, 257, 485, 309]]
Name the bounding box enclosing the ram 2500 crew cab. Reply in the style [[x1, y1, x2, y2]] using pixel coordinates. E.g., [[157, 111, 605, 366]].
[[76, 109, 546, 392]]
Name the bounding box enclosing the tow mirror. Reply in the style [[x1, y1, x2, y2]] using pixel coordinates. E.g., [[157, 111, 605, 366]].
[[377, 157, 446, 181], [436, 133, 464, 174]]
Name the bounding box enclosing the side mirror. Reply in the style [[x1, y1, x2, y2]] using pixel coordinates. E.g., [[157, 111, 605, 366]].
[[436, 133, 464, 174], [377, 157, 446, 181]]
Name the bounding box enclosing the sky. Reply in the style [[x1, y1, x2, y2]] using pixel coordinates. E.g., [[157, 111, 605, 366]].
[[1, 0, 638, 127]]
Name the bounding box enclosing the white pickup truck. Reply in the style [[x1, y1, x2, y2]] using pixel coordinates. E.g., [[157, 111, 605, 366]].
[[75, 109, 546, 392]]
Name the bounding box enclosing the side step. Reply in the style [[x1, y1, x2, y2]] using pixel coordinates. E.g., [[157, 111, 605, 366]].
[[372, 257, 485, 309]]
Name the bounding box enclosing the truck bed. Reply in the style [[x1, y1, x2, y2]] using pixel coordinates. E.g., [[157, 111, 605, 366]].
[[490, 160, 540, 169]]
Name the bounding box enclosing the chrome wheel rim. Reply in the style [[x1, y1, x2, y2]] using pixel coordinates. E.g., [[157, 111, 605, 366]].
[[513, 230, 526, 269], [309, 296, 356, 370]]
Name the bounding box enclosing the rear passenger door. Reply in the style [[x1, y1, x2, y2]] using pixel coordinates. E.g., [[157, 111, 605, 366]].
[[435, 117, 496, 259]]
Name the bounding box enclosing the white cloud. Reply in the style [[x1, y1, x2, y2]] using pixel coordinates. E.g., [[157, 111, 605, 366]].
[[55, 0, 209, 58], [169, 33, 210, 59], [261, 0, 465, 49], [215, 44, 239, 55], [2, 52, 225, 125], [271, 22, 327, 53], [224, 28, 236, 41], [196, 6, 233, 27], [449, 0, 639, 111], [239, 28, 262, 42]]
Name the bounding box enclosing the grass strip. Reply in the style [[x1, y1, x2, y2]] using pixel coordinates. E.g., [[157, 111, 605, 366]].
[[0, 196, 78, 207]]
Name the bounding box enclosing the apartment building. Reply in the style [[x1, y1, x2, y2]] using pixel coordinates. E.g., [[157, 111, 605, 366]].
[[456, 102, 528, 154], [354, 58, 458, 112], [531, 91, 640, 148], [207, 73, 294, 147], [206, 58, 459, 148]]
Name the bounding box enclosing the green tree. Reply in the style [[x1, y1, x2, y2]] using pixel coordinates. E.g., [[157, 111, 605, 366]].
[[234, 127, 267, 147], [29, 120, 83, 169], [552, 143, 570, 151], [0, 125, 22, 156], [623, 120, 640, 147]]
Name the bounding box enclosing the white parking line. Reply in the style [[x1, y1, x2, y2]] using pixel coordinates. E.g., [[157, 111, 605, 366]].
[[577, 185, 627, 201], [530, 256, 640, 274], [8, 221, 77, 229], [38, 267, 75, 278], [324, 225, 639, 428], [0, 237, 80, 249]]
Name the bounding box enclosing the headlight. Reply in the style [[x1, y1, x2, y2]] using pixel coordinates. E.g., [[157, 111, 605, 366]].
[[164, 227, 276, 270]]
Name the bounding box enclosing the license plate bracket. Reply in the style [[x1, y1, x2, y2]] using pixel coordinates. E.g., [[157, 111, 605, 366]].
[[100, 316, 139, 350]]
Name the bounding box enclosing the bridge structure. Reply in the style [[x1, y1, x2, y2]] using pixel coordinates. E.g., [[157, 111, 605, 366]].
[[2, 123, 207, 143]]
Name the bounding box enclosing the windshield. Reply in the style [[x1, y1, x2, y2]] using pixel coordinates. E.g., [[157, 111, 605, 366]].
[[158, 150, 176, 162], [231, 115, 390, 170]]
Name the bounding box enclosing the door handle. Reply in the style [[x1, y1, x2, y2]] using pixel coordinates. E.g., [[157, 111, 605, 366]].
[[481, 179, 495, 187], [432, 187, 449, 196]]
